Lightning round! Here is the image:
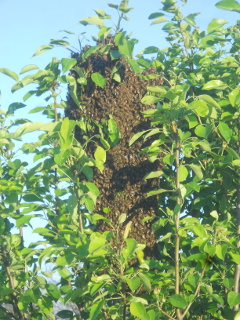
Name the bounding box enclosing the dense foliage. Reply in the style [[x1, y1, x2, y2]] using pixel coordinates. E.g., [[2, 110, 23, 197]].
[[0, 0, 239, 319]]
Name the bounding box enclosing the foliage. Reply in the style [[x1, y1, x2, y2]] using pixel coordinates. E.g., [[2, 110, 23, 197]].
[[0, 0, 239, 319]]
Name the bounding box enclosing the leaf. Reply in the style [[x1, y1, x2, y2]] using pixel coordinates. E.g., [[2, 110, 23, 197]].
[[146, 189, 170, 198], [207, 19, 228, 34], [90, 299, 104, 320], [169, 294, 188, 309], [141, 95, 161, 105], [215, 244, 228, 260], [56, 310, 74, 319], [94, 146, 106, 163], [58, 267, 72, 280], [189, 100, 209, 117], [184, 13, 200, 27], [122, 238, 137, 260], [0, 68, 19, 81], [223, 278, 235, 290], [193, 224, 207, 238], [89, 237, 107, 256], [126, 277, 141, 292], [189, 164, 203, 180], [230, 253, 240, 264], [218, 121, 232, 143], [129, 130, 149, 146], [227, 292, 240, 308], [150, 16, 168, 25], [46, 284, 61, 300], [195, 124, 213, 138], [130, 302, 149, 320], [229, 88, 240, 107], [139, 273, 151, 293], [7, 102, 26, 115], [143, 170, 163, 179], [202, 80, 227, 90], [198, 94, 221, 111], [61, 58, 77, 74], [216, 0, 240, 12], [179, 165, 188, 182], [91, 72, 106, 88], [32, 45, 54, 56], [19, 64, 39, 75], [79, 16, 105, 26]]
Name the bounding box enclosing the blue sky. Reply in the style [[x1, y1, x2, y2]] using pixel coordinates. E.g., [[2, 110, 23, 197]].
[[0, 0, 239, 244], [0, 0, 239, 112]]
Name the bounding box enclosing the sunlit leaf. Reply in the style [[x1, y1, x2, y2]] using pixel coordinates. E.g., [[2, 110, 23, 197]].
[[91, 72, 106, 88], [218, 121, 232, 143], [130, 302, 149, 320], [216, 0, 240, 12], [0, 68, 19, 81], [207, 18, 228, 34], [61, 58, 77, 74], [79, 16, 105, 26], [20, 65, 39, 74]]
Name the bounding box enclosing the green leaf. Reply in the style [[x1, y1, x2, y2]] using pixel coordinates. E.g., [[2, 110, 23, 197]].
[[227, 291, 240, 308], [19, 64, 39, 74], [193, 224, 207, 238], [184, 13, 200, 27], [130, 302, 149, 320], [89, 237, 107, 256], [90, 299, 104, 320], [56, 310, 74, 319], [94, 146, 106, 163], [169, 294, 188, 309], [195, 124, 213, 138], [216, 0, 240, 12], [139, 273, 151, 293], [126, 277, 140, 292], [79, 16, 105, 26], [141, 95, 161, 105], [143, 170, 163, 179], [7, 102, 26, 115], [223, 278, 235, 290], [207, 19, 228, 34], [122, 238, 137, 260], [58, 267, 72, 280], [150, 16, 168, 25], [32, 45, 54, 56], [129, 130, 149, 146], [198, 94, 221, 111], [179, 165, 188, 182], [46, 284, 61, 300], [189, 164, 203, 180], [218, 121, 232, 143], [0, 68, 19, 81], [229, 88, 240, 107], [202, 80, 227, 90], [230, 253, 240, 264], [91, 72, 106, 88], [61, 58, 77, 74], [123, 221, 132, 239], [94, 9, 111, 19], [215, 244, 228, 260], [189, 100, 209, 117]]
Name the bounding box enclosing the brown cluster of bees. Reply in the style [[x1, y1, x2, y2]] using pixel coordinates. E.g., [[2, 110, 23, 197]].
[[65, 35, 164, 259]]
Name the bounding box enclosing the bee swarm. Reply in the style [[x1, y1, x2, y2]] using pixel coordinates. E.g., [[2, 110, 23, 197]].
[[65, 38, 164, 258]]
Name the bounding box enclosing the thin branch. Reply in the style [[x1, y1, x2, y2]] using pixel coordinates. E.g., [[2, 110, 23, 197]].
[[173, 120, 182, 320], [181, 256, 209, 318]]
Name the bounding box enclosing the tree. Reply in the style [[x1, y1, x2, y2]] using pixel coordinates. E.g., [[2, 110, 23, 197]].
[[0, 0, 239, 319]]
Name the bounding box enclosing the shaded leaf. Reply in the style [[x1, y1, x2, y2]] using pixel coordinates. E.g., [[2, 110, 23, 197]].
[[169, 294, 188, 309]]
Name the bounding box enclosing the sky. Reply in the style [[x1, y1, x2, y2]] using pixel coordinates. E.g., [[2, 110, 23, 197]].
[[0, 0, 239, 244]]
